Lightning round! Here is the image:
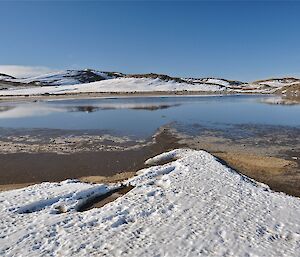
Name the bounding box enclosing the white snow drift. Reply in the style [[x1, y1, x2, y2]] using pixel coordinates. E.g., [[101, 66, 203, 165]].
[[1, 149, 300, 257]]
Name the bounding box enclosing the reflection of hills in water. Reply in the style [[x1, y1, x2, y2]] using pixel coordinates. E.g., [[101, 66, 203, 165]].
[[0, 96, 299, 135], [69, 106, 100, 113], [0, 102, 181, 118], [0, 106, 14, 113], [68, 104, 181, 113]]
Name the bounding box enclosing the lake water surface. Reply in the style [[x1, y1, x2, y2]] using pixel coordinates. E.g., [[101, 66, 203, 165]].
[[0, 95, 299, 137]]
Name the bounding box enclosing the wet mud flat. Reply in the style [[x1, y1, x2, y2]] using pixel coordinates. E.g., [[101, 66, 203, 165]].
[[0, 128, 184, 188], [0, 124, 300, 198]]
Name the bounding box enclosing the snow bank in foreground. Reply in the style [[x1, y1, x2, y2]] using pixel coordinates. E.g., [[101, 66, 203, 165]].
[[1, 149, 300, 256]]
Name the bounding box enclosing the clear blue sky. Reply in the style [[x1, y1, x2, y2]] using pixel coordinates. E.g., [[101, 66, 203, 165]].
[[1, 1, 300, 81]]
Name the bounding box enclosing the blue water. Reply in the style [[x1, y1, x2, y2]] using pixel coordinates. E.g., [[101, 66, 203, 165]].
[[0, 95, 299, 137]]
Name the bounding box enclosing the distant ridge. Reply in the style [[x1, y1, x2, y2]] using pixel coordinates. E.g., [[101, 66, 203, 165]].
[[0, 69, 299, 95]]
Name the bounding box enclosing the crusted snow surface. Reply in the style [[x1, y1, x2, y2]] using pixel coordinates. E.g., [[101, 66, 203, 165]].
[[1, 149, 300, 257]]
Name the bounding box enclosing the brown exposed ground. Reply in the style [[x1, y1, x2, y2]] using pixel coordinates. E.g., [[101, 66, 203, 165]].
[[275, 83, 300, 104], [0, 183, 34, 192], [213, 152, 300, 197], [79, 171, 136, 185]]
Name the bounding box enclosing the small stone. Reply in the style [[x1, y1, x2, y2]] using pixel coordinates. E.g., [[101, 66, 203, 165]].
[[56, 204, 67, 214]]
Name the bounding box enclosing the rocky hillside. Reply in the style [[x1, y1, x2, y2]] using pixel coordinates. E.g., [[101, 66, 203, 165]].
[[275, 83, 300, 102]]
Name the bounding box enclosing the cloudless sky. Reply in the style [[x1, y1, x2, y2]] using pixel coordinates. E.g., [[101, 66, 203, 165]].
[[0, 1, 300, 81]]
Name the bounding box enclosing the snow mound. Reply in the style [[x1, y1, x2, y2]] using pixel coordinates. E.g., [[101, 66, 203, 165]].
[[1, 149, 300, 256]]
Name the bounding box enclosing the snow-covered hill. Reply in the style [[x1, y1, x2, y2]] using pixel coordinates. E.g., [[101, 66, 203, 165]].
[[12, 70, 122, 86], [253, 77, 300, 88], [0, 69, 299, 96], [182, 77, 244, 87], [0, 69, 123, 92], [0, 77, 227, 96], [1, 149, 300, 256], [0, 73, 15, 80]]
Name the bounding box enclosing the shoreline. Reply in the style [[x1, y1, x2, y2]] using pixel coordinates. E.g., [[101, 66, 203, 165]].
[[0, 129, 184, 190], [0, 91, 298, 105], [1, 149, 298, 197], [0, 125, 299, 197], [0, 91, 270, 102]]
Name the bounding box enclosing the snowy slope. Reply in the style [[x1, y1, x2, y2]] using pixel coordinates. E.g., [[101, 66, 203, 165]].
[[15, 70, 81, 86], [1, 149, 300, 257], [13, 70, 121, 86], [0, 73, 15, 80], [0, 70, 122, 88], [253, 78, 300, 89], [1, 69, 300, 95], [183, 77, 243, 87], [0, 77, 225, 96]]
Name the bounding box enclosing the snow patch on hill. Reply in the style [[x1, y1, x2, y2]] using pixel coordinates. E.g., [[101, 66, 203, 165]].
[[0, 74, 15, 80], [253, 78, 300, 88], [0, 77, 225, 96], [1, 149, 300, 256], [13, 70, 120, 86], [15, 71, 80, 86]]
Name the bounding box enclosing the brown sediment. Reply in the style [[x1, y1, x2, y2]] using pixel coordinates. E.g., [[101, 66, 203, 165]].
[[0, 183, 34, 192], [213, 152, 300, 197], [79, 171, 136, 184], [214, 152, 297, 175], [0, 129, 184, 190]]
